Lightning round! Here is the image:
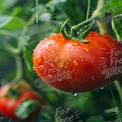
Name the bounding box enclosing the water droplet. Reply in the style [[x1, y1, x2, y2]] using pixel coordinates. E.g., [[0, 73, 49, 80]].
[[74, 93, 78, 96], [68, 46, 71, 49], [48, 43, 52, 46], [73, 43, 78, 46], [100, 87, 104, 90], [91, 76, 95, 80], [64, 65, 68, 68], [39, 65, 44, 70], [50, 63, 55, 68], [50, 50, 55, 54], [83, 48, 89, 51], [59, 60, 65, 68], [37, 58, 41, 63], [58, 78, 62, 81], [43, 56, 47, 60], [33, 66, 35, 70], [73, 60, 78, 65], [91, 61, 93, 63], [55, 57, 59, 63]]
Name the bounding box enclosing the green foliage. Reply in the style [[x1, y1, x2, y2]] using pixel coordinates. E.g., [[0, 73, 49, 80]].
[[0, 14, 12, 28], [87, 116, 105, 122], [101, 0, 122, 15], [112, 14, 122, 42], [23, 41, 39, 72], [0, 0, 122, 122]]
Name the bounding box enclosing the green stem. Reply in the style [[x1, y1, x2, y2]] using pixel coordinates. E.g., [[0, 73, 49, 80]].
[[97, 21, 109, 34], [108, 86, 118, 108], [71, 17, 97, 36], [0, 30, 19, 40], [0, 30, 21, 54], [36, 0, 39, 23], [92, 0, 108, 34], [114, 80, 122, 106], [108, 86, 120, 120], [12, 55, 23, 82], [86, 0, 91, 20], [2, 41, 21, 54], [92, 0, 105, 18]]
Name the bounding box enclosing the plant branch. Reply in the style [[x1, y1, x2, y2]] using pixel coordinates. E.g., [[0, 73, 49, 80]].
[[114, 80, 122, 106], [92, 0, 109, 34], [86, 0, 91, 20], [11, 55, 23, 82]]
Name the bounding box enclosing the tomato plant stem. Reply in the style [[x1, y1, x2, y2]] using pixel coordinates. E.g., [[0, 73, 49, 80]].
[[92, 0, 108, 34], [12, 55, 23, 82], [108, 86, 118, 108], [86, 0, 91, 20], [114, 80, 122, 106], [35, 0, 39, 23]]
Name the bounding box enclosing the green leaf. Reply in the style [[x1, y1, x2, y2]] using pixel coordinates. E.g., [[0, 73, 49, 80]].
[[101, 0, 122, 16], [0, 0, 18, 11], [112, 14, 122, 42], [3, 17, 25, 30], [23, 41, 39, 72], [12, 6, 22, 16], [87, 116, 105, 122], [15, 99, 40, 119], [0, 14, 12, 28]]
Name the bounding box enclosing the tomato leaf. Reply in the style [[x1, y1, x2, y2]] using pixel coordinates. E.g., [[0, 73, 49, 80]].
[[3, 17, 25, 30], [112, 14, 122, 43], [101, 0, 122, 16], [0, 14, 12, 28], [15, 99, 40, 119]]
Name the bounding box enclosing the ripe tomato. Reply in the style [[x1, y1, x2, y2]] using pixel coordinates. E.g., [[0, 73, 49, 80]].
[[33, 32, 122, 92], [0, 82, 45, 120]]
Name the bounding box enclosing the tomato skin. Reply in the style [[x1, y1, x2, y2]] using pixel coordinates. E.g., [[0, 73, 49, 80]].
[[33, 32, 122, 92], [0, 82, 45, 120]]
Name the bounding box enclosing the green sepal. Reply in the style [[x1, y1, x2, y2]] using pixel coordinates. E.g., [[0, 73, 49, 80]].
[[15, 99, 40, 119], [112, 14, 122, 43], [5, 88, 21, 99], [60, 19, 89, 42], [60, 19, 72, 39]]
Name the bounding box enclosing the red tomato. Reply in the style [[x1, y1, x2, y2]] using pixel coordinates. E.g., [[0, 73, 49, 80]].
[[33, 32, 122, 92], [0, 82, 45, 120]]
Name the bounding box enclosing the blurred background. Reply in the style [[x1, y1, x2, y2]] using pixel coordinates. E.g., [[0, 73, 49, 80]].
[[0, 0, 122, 122]]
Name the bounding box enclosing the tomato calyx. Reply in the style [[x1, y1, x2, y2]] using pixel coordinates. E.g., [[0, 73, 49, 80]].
[[4, 81, 31, 99], [60, 17, 97, 42], [5, 88, 21, 99]]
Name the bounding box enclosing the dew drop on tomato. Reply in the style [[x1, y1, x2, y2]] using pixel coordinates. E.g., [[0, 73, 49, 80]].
[[73, 60, 78, 65], [50, 63, 55, 68], [73, 43, 78, 46], [100, 87, 105, 90], [50, 50, 55, 54], [39, 65, 44, 70], [59, 60, 65, 68], [74, 93, 78, 96], [37, 58, 41, 63], [83, 48, 89, 52]]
